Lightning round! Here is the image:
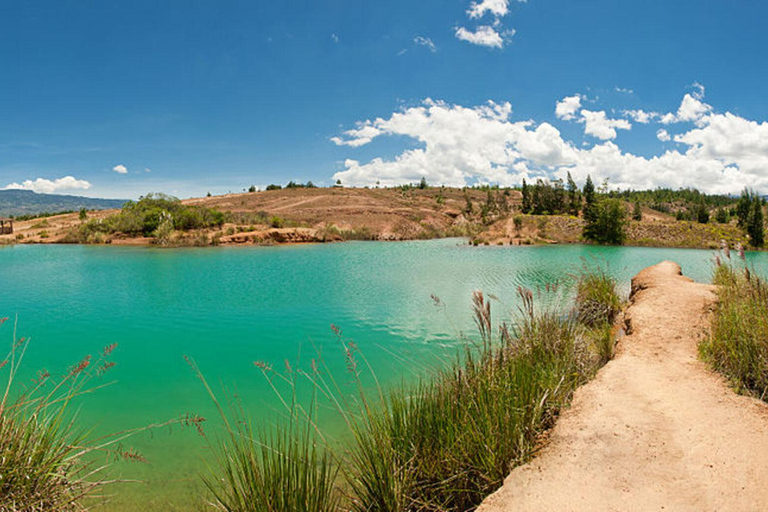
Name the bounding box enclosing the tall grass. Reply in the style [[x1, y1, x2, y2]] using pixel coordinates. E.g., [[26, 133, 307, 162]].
[[197, 266, 623, 512], [186, 357, 341, 512], [0, 318, 116, 511], [701, 253, 768, 399], [0, 318, 186, 511], [344, 287, 612, 511]]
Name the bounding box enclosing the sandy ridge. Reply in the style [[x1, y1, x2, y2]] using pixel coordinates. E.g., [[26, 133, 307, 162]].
[[478, 261, 768, 512]]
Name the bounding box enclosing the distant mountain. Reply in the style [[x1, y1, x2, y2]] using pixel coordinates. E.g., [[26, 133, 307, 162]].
[[0, 189, 127, 217]]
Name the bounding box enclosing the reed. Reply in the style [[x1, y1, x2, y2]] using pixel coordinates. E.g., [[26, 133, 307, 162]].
[[0, 319, 116, 511], [195, 264, 622, 512], [187, 357, 341, 512], [701, 252, 768, 400], [344, 278, 618, 511]]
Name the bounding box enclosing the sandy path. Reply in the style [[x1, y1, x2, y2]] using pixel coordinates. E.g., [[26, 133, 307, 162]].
[[479, 261, 768, 512]]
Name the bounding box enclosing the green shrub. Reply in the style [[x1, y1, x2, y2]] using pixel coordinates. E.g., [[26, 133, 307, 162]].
[[575, 263, 623, 327]]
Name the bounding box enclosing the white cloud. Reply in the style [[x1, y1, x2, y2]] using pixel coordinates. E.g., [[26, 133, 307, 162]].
[[457, 0, 522, 48], [657, 129, 671, 142], [112, 164, 128, 174], [615, 86, 634, 94], [658, 92, 713, 126], [331, 88, 768, 194], [624, 109, 658, 124], [331, 123, 383, 147], [467, 0, 510, 19], [331, 33, 339, 43], [580, 110, 632, 140], [455, 26, 506, 48], [3, 176, 92, 194], [413, 36, 437, 52], [144, 167, 152, 173], [676, 94, 712, 124], [555, 95, 582, 121]]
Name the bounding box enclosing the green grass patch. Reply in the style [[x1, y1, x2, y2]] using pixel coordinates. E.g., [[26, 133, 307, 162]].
[[701, 259, 768, 399]]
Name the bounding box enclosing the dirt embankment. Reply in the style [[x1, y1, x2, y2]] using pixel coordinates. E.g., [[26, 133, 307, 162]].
[[479, 261, 768, 511], [0, 187, 493, 246], [0, 188, 747, 249]]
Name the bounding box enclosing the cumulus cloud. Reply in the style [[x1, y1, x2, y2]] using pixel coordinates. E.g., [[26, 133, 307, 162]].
[[657, 90, 712, 126], [413, 36, 437, 52], [331, 89, 768, 194], [580, 110, 632, 140], [3, 176, 92, 194], [112, 164, 128, 174], [456, 0, 522, 48], [555, 95, 582, 121], [657, 129, 671, 142], [467, 0, 511, 18], [455, 26, 506, 48]]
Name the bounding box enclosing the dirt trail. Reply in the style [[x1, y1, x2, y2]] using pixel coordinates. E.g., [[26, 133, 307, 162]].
[[479, 261, 768, 512]]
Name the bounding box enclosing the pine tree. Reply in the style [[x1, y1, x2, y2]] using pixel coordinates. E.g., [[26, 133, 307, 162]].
[[583, 198, 627, 245], [566, 172, 581, 216], [715, 207, 728, 224], [583, 174, 596, 221], [747, 198, 765, 248], [632, 201, 642, 221], [736, 188, 752, 228], [521, 178, 531, 214]]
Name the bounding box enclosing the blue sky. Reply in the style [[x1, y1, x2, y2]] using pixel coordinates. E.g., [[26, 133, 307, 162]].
[[2, 0, 768, 198]]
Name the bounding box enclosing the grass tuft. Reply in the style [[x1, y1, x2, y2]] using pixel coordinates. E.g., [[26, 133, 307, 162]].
[[186, 357, 341, 512], [701, 259, 768, 399]]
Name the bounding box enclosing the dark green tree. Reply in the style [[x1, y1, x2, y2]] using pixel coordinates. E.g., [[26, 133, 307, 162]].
[[566, 172, 581, 216], [583, 174, 596, 221], [695, 203, 710, 224], [736, 188, 752, 228], [521, 179, 531, 214], [583, 198, 627, 245], [747, 198, 765, 248], [715, 207, 728, 224], [419, 177, 428, 189], [248, 185, 257, 193], [632, 201, 642, 221]]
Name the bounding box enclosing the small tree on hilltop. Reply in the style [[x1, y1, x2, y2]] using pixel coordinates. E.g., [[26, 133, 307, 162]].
[[567, 172, 581, 216], [696, 203, 710, 224], [521, 178, 531, 214], [419, 177, 428, 189], [747, 198, 765, 248], [582, 174, 596, 222], [583, 197, 627, 245], [736, 188, 752, 228], [715, 207, 728, 224]]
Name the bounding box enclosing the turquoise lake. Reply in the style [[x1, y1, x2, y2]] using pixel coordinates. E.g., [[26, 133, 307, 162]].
[[1, 240, 766, 510]]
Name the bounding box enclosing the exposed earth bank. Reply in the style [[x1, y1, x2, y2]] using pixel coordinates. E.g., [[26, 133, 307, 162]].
[[0, 188, 748, 249], [479, 261, 768, 512]]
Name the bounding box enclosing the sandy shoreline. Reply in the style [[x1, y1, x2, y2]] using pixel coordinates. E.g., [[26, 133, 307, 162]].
[[478, 261, 768, 511]]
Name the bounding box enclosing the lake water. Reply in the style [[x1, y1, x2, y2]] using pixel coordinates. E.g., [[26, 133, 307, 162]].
[[1, 240, 765, 510]]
